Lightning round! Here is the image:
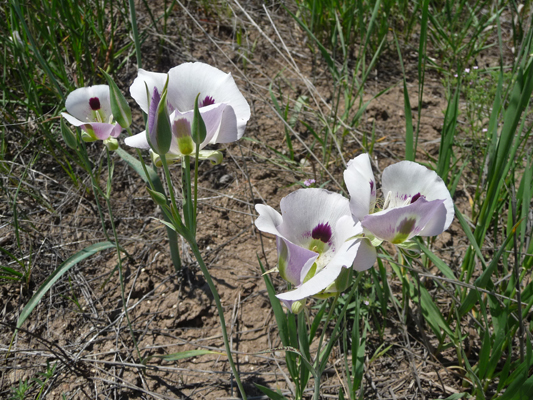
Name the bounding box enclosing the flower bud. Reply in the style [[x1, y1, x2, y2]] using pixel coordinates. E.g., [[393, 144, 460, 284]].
[[100, 69, 132, 128], [60, 117, 78, 149]]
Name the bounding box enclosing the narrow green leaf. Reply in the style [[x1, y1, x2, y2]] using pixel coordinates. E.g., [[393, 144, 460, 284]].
[[116, 148, 159, 186], [0, 266, 24, 278], [17, 241, 115, 330], [147, 349, 222, 362], [254, 383, 289, 400], [459, 226, 518, 317], [146, 188, 168, 208], [394, 33, 414, 161]]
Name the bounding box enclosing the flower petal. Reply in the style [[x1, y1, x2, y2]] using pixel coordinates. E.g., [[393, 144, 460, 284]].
[[198, 150, 223, 165], [277, 237, 319, 286], [63, 112, 120, 140], [382, 161, 454, 230], [276, 261, 345, 303], [276, 188, 351, 248], [352, 238, 377, 271], [91, 122, 122, 139], [344, 153, 377, 221], [124, 130, 151, 150], [335, 215, 376, 271], [212, 105, 240, 143], [255, 204, 284, 238], [130, 69, 169, 113], [362, 198, 446, 243], [167, 62, 250, 128], [65, 85, 112, 122]]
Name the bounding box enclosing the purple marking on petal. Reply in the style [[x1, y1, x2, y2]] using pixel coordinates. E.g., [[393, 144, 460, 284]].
[[89, 97, 101, 110], [200, 96, 215, 107], [148, 87, 161, 135], [397, 217, 417, 236], [311, 223, 332, 243], [411, 193, 422, 203], [370, 180, 375, 195]]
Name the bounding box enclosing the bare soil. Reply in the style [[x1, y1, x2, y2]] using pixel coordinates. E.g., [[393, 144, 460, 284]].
[[0, 1, 516, 399]]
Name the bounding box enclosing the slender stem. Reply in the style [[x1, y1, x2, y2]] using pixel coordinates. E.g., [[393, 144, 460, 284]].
[[183, 155, 193, 230], [188, 239, 247, 399], [78, 141, 111, 242], [105, 149, 142, 362], [125, 127, 181, 272], [193, 144, 200, 236]]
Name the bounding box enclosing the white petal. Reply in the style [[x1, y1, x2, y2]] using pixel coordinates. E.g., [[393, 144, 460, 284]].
[[130, 69, 168, 113], [255, 204, 284, 238], [124, 131, 151, 149], [276, 261, 345, 302], [382, 161, 454, 230], [167, 62, 251, 123], [276, 188, 351, 248], [344, 154, 376, 221], [65, 85, 112, 122], [212, 105, 240, 143], [62, 112, 84, 127], [362, 198, 446, 243], [352, 238, 377, 271]]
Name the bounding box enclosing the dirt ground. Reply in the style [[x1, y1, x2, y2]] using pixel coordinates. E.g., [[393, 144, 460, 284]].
[[0, 1, 516, 399]]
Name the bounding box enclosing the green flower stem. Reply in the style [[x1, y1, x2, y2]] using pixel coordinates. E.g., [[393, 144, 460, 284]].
[[77, 140, 111, 242], [193, 143, 200, 236], [125, 127, 182, 272], [183, 155, 194, 230], [313, 273, 362, 400], [105, 148, 142, 363], [188, 238, 247, 399]]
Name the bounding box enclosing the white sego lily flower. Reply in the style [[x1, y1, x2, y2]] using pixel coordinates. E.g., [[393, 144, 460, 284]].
[[255, 188, 376, 309], [125, 62, 250, 165], [344, 154, 454, 245], [62, 85, 122, 142]]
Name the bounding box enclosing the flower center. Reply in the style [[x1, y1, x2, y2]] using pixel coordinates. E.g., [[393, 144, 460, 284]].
[[200, 95, 215, 107], [89, 97, 101, 110]]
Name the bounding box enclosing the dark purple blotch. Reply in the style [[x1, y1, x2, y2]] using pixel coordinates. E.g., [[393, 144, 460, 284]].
[[311, 223, 332, 243], [410, 193, 423, 203], [200, 95, 215, 107], [89, 97, 101, 110]]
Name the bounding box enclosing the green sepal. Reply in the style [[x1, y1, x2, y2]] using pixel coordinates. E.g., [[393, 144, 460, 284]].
[[81, 129, 98, 142], [60, 118, 78, 149], [103, 137, 119, 151], [100, 68, 132, 128], [192, 93, 207, 144]]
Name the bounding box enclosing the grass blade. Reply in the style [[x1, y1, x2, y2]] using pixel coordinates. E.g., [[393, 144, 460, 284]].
[[16, 241, 114, 330]]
